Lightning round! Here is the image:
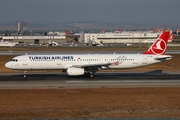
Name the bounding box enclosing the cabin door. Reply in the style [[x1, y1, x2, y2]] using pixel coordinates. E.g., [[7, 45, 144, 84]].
[[23, 56, 28, 66], [99, 58, 103, 64], [57, 59, 61, 65], [142, 56, 147, 64]]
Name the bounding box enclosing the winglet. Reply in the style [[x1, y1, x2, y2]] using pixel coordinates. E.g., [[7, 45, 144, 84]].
[[143, 31, 170, 55]]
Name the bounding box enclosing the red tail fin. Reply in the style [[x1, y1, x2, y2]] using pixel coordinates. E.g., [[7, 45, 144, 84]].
[[143, 31, 170, 55], [102, 29, 105, 33], [168, 34, 174, 41]]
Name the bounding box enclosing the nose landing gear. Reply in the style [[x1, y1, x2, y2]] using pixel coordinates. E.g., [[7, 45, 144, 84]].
[[24, 70, 27, 78]]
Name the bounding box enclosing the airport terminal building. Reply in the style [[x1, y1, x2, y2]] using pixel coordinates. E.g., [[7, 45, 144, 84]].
[[80, 31, 160, 44], [1, 30, 167, 45], [2, 35, 66, 44]]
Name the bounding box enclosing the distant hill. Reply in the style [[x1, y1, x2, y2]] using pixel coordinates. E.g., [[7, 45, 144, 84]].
[[0, 21, 179, 32]]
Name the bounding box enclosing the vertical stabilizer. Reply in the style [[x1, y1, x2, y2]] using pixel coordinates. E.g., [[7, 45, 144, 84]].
[[143, 31, 170, 55]]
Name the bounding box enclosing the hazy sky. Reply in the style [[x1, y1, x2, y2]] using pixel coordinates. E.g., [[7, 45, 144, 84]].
[[0, 0, 179, 27]]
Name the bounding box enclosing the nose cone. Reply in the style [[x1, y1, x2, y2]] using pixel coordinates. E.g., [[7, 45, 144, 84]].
[[5, 62, 11, 69]]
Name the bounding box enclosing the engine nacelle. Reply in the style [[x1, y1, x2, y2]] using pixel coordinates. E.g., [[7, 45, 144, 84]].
[[67, 67, 84, 76]]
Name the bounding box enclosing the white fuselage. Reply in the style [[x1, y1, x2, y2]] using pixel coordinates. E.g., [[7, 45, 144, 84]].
[[5, 54, 172, 70]]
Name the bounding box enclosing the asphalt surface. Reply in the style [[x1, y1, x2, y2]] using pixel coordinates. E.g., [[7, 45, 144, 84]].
[[0, 71, 180, 89]]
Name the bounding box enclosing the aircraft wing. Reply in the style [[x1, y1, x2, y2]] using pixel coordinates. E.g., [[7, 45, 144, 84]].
[[72, 63, 111, 68]]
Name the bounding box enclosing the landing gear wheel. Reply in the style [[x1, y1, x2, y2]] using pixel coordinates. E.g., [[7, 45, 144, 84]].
[[84, 72, 94, 78], [24, 70, 27, 78], [89, 73, 94, 78]]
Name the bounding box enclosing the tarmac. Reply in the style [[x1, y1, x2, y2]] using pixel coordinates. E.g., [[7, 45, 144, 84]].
[[0, 71, 180, 89]]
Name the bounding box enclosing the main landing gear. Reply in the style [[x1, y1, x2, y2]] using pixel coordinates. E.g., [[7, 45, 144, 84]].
[[84, 72, 94, 78], [89, 74, 94, 78]]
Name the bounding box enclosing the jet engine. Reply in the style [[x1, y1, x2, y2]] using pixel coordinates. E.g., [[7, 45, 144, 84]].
[[67, 67, 84, 76]]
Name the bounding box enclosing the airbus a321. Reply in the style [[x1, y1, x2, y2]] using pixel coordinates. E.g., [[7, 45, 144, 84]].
[[5, 31, 172, 78]]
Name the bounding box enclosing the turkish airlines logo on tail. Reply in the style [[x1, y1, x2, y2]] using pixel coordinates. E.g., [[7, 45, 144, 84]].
[[143, 31, 169, 55], [151, 38, 166, 55]]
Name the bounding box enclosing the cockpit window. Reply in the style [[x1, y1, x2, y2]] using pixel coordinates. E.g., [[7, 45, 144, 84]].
[[11, 59, 18, 62]]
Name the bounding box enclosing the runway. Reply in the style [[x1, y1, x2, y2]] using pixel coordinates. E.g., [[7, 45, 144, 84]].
[[0, 71, 180, 89]]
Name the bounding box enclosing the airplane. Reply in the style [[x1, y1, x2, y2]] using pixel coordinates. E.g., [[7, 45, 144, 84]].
[[168, 33, 174, 42], [5, 31, 172, 78], [0, 40, 18, 47]]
